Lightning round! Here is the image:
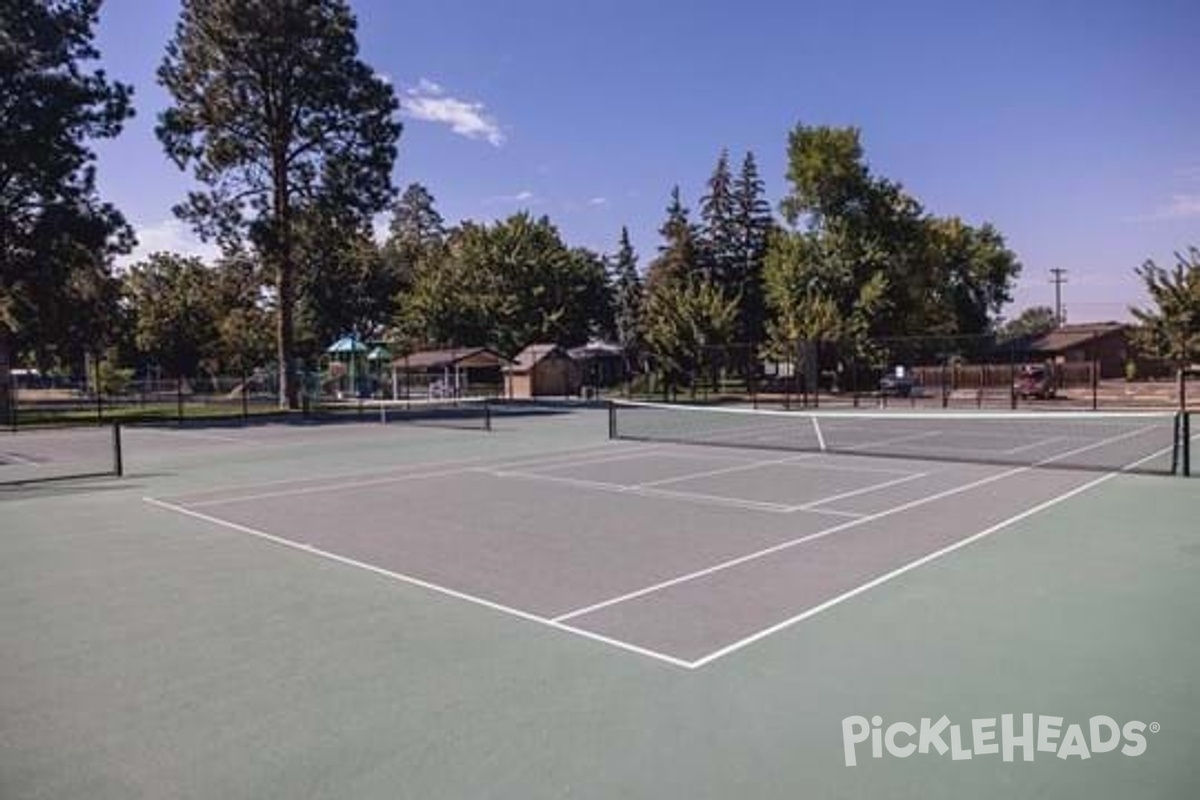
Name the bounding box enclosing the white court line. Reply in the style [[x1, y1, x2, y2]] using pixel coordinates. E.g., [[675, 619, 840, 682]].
[[180, 444, 666, 508], [550, 424, 1160, 624], [637, 453, 821, 487], [1001, 436, 1066, 455], [167, 441, 658, 500], [787, 470, 929, 512], [484, 469, 813, 515], [811, 417, 827, 451], [687, 441, 1176, 669], [141, 497, 693, 670], [0, 450, 40, 466]]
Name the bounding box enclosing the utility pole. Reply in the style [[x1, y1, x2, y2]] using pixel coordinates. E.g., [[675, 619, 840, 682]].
[[1049, 268, 1068, 327]]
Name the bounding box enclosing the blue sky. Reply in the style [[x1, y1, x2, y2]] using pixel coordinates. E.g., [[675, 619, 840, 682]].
[[92, 0, 1200, 322]]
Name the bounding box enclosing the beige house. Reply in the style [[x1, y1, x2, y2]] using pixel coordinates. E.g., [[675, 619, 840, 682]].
[[505, 344, 582, 398]]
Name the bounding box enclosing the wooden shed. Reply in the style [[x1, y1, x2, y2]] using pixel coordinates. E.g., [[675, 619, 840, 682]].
[[505, 344, 582, 398]]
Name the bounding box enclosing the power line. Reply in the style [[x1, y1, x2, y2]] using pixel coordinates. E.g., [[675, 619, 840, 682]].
[[1049, 268, 1068, 326]]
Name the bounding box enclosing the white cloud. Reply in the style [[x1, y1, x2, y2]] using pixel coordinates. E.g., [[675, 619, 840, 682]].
[[400, 78, 505, 147], [1127, 193, 1200, 223], [115, 219, 220, 270], [588, 197, 608, 207], [486, 190, 538, 205]]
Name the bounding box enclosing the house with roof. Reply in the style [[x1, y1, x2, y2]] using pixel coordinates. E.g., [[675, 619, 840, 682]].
[[1026, 322, 1135, 379], [505, 344, 582, 398], [391, 347, 510, 398]]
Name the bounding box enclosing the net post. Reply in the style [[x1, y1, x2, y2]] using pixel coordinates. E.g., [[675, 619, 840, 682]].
[[112, 423, 123, 478], [176, 376, 184, 425], [1091, 360, 1099, 411], [483, 398, 492, 433], [608, 400, 616, 439]]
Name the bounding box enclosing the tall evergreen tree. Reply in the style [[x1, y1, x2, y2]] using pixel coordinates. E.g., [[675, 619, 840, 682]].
[[700, 149, 737, 287], [611, 226, 644, 363], [388, 183, 445, 254], [646, 186, 700, 290], [732, 151, 773, 345], [157, 0, 401, 408], [0, 0, 134, 372], [384, 182, 445, 295]]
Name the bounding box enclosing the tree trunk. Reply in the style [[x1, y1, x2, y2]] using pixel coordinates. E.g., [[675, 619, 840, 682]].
[[274, 154, 299, 410]]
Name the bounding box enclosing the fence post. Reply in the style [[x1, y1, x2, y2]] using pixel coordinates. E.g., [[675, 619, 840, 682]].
[[112, 423, 123, 477], [94, 355, 103, 425], [1009, 345, 1017, 410]]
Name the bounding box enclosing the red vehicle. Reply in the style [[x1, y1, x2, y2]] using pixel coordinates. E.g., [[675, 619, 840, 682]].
[[1014, 364, 1056, 400]]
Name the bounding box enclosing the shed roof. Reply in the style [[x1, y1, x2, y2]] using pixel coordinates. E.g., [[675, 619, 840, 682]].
[[393, 347, 511, 370], [508, 343, 571, 373], [1028, 323, 1127, 353]]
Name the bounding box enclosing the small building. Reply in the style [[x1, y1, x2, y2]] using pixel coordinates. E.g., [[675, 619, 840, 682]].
[[568, 340, 626, 389], [392, 347, 510, 397], [1027, 323, 1133, 379], [505, 344, 582, 398]]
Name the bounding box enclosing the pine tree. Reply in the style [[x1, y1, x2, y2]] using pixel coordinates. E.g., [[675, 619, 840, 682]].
[[700, 149, 738, 288], [732, 151, 774, 345], [646, 186, 701, 290], [611, 227, 643, 362], [389, 183, 446, 253], [1, 0, 135, 371], [158, 0, 401, 408]]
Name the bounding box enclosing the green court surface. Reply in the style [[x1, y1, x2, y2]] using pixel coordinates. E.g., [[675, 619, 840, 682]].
[[1, 407, 1197, 798]]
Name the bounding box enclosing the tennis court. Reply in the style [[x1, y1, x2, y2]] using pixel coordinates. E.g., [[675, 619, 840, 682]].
[[2, 403, 1197, 798]]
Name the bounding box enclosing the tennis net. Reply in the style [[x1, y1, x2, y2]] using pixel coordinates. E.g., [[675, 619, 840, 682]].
[[609, 401, 1191, 475], [0, 424, 123, 486], [314, 397, 492, 432]]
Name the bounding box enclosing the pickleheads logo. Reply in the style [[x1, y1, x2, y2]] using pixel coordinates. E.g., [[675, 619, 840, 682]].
[[842, 715, 1159, 766]]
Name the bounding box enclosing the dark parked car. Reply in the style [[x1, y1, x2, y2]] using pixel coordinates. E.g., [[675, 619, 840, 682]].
[[879, 372, 915, 397], [1014, 365, 1056, 400]]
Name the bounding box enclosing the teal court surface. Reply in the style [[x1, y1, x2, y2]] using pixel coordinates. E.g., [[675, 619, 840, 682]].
[[2, 404, 1197, 799]]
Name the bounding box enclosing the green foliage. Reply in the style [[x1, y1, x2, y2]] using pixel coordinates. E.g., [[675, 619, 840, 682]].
[[96, 359, 134, 395], [383, 182, 445, 292], [125, 253, 219, 376], [771, 123, 1021, 343], [1001, 305, 1058, 340], [123, 251, 273, 375], [646, 187, 702, 290], [295, 210, 400, 352], [643, 278, 739, 384], [731, 151, 773, 344], [611, 227, 644, 359], [762, 229, 887, 357], [0, 0, 134, 367], [700, 149, 737, 285], [396, 214, 613, 355], [1130, 247, 1200, 367], [157, 0, 401, 405]]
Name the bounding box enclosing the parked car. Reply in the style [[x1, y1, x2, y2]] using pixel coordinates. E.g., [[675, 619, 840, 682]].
[[1014, 364, 1056, 400], [879, 372, 915, 397]]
